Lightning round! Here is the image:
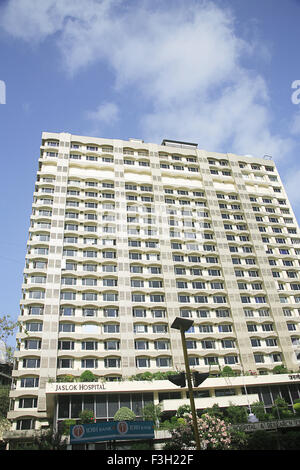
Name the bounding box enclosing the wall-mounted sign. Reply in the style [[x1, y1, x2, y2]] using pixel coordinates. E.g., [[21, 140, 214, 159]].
[[70, 420, 154, 444], [55, 382, 105, 392]]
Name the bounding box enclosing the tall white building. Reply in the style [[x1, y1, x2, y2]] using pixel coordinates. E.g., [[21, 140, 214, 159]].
[[7, 132, 300, 438]]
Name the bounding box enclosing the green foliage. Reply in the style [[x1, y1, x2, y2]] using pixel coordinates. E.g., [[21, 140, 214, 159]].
[[62, 419, 76, 435], [164, 413, 232, 450], [0, 386, 10, 418], [201, 403, 223, 420], [32, 428, 68, 450], [113, 407, 136, 421], [280, 431, 300, 450], [250, 401, 272, 421], [56, 374, 76, 382], [80, 370, 97, 382], [160, 415, 185, 430], [272, 365, 289, 374], [0, 314, 26, 362], [293, 402, 300, 416], [128, 371, 177, 381], [176, 404, 191, 418], [271, 397, 293, 419], [142, 403, 162, 426], [219, 366, 237, 377], [79, 409, 95, 423], [225, 404, 248, 424], [0, 417, 11, 441], [246, 430, 278, 450], [229, 429, 248, 450]]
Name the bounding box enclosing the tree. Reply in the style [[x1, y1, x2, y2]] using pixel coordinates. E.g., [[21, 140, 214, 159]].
[[32, 428, 68, 450], [0, 386, 10, 418], [250, 401, 271, 421], [176, 404, 191, 419], [142, 403, 162, 427], [113, 407, 136, 421], [0, 314, 24, 362], [164, 413, 232, 450], [201, 403, 224, 420], [225, 404, 248, 424], [272, 397, 293, 419]]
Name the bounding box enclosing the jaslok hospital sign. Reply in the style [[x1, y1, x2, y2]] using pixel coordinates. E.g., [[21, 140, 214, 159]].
[[54, 383, 106, 392]]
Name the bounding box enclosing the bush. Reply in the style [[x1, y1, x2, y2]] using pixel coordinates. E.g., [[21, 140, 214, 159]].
[[272, 397, 293, 419], [62, 419, 76, 435], [219, 366, 237, 377], [225, 404, 248, 424], [164, 413, 231, 450], [293, 402, 300, 416], [80, 370, 97, 382], [79, 409, 95, 423], [280, 431, 300, 450], [113, 407, 136, 421], [272, 365, 288, 374], [56, 374, 76, 382], [176, 404, 191, 419], [246, 430, 278, 450]]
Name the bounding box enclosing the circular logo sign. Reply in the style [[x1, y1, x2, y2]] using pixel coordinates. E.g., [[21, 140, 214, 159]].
[[117, 421, 128, 435], [72, 424, 85, 439]]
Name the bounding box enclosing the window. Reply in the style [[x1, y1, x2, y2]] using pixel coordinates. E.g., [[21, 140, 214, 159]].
[[19, 398, 38, 408], [103, 293, 118, 301], [132, 294, 145, 302], [150, 294, 164, 302], [82, 341, 98, 350], [218, 324, 232, 332], [22, 358, 40, 368], [58, 341, 74, 350], [29, 306, 43, 315], [134, 324, 148, 333], [152, 324, 167, 333], [136, 357, 150, 368], [103, 324, 119, 333], [24, 339, 41, 350], [82, 359, 98, 368], [104, 358, 120, 368], [82, 293, 97, 301], [156, 357, 171, 367], [135, 341, 149, 350], [104, 341, 119, 351], [21, 377, 39, 388]]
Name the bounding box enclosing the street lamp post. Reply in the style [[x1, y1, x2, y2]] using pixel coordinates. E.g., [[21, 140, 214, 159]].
[[171, 317, 201, 450]]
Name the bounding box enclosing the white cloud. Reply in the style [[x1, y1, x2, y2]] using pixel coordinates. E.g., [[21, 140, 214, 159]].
[[283, 168, 300, 215], [290, 110, 300, 135], [86, 102, 119, 125], [0, 0, 294, 160]]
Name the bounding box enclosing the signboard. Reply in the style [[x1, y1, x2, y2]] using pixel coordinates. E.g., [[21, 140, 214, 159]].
[[232, 418, 300, 433], [70, 420, 154, 444]]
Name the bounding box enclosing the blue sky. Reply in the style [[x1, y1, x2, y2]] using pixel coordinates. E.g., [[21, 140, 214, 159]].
[[0, 0, 300, 345]]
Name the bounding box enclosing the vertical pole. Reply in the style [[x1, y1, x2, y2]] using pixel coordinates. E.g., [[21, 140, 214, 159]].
[[180, 327, 201, 450]]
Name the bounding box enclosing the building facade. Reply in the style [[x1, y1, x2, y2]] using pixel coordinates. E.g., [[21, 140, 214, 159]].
[[7, 132, 300, 436]]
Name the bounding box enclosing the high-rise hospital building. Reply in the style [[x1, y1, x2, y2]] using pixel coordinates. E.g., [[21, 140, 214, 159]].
[[6, 132, 300, 445]]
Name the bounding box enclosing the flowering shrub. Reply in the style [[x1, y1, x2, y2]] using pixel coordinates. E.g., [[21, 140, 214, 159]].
[[165, 413, 232, 450]]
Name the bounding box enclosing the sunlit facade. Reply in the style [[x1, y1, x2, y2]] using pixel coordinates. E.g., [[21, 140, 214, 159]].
[[7, 132, 300, 435]]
